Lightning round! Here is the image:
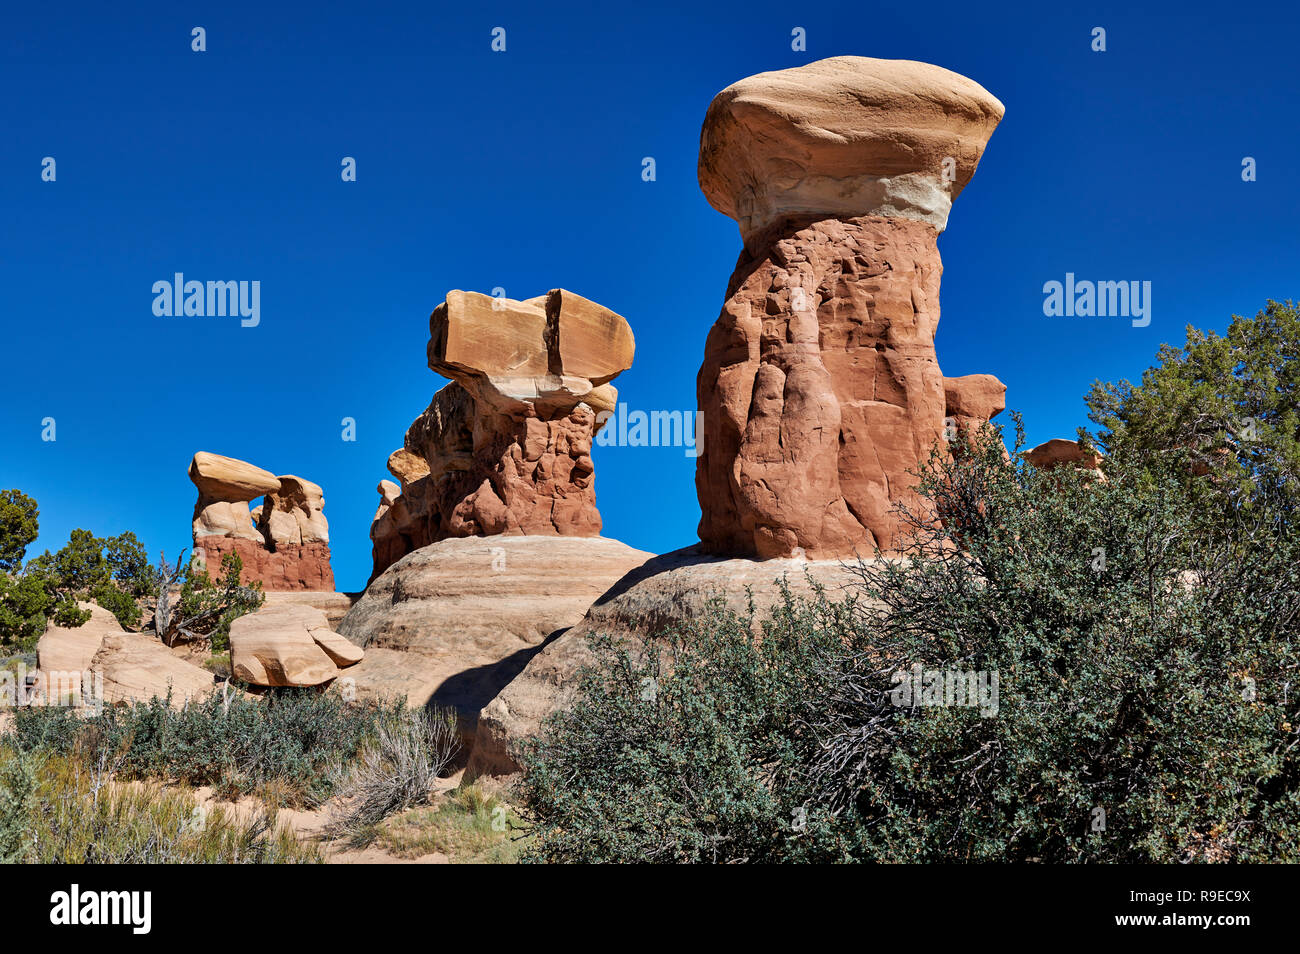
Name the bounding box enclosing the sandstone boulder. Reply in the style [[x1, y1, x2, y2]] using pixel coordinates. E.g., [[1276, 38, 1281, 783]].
[[338, 535, 652, 752], [469, 546, 864, 777], [311, 627, 365, 667], [1023, 438, 1103, 472], [695, 57, 1004, 560], [228, 603, 359, 687], [33, 604, 216, 708], [91, 633, 216, 707], [37, 603, 117, 680], [33, 603, 121, 705]]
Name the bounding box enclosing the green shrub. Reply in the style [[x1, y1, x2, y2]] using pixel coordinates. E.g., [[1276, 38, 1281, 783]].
[[1087, 299, 1300, 506], [26, 529, 158, 630], [158, 551, 263, 651], [519, 593, 852, 863], [0, 491, 38, 575], [1, 498, 160, 646], [520, 418, 1300, 863], [0, 572, 79, 652], [0, 747, 36, 863], [12, 689, 401, 806]]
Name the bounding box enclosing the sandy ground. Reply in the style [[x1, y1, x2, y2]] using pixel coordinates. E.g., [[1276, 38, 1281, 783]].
[[191, 771, 467, 864]]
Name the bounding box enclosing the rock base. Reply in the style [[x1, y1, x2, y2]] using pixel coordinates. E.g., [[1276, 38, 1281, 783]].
[[469, 546, 867, 777], [337, 535, 653, 756], [195, 537, 335, 592]]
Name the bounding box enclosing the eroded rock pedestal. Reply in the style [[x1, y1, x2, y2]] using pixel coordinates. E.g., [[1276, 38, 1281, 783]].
[[369, 288, 634, 580], [189, 452, 335, 591], [695, 56, 1006, 558]]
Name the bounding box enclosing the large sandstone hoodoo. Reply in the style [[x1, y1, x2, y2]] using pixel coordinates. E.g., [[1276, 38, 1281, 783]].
[[695, 56, 1006, 559], [189, 452, 335, 591], [369, 288, 635, 580]]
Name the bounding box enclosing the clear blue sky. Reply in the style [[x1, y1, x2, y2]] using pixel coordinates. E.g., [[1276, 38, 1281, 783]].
[[3, 1, 1296, 591]]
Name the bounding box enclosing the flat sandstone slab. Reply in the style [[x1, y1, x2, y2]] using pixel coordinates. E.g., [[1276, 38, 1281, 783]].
[[337, 535, 653, 741]]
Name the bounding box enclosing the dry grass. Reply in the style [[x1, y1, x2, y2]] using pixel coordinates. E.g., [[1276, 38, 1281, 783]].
[[376, 783, 523, 863], [1, 743, 320, 863], [326, 706, 460, 844]]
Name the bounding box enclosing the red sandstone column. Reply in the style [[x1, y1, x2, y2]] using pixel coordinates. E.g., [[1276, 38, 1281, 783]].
[[695, 56, 1005, 558]]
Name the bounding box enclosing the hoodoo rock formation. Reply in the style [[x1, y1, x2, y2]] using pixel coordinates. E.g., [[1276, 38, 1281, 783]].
[[189, 452, 335, 591], [944, 373, 1008, 452], [695, 56, 1006, 559], [464, 57, 1012, 776], [369, 288, 635, 579]]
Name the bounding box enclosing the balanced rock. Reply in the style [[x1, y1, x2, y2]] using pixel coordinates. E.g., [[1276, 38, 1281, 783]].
[[338, 535, 652, 754], [700, 56, 1004, 246], [228, 603, 361, 687], [369, 289, 635, 580], [1023, 438, 1103, 472], [189, 452, 281, 503], [944, 374, 1007, 450], [695, 57, 1005, 559], [944, 374, 1007, 425], [189, 453, 335, 591], [470, 547, 863, 777]]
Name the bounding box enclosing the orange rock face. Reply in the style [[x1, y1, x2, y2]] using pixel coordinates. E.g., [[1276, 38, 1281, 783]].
[[695, 57, 1005, 559], [194, 536, 335, 592], [1023, 439, 1103, 472], [370, 288, 634, 580], [696, 215, 950, 558]]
